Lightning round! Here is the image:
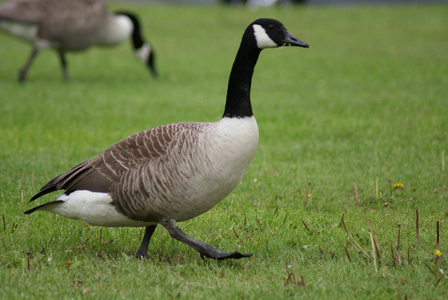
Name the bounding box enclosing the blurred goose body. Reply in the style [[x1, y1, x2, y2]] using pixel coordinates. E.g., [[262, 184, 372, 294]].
[[0, 0, 157, 81]]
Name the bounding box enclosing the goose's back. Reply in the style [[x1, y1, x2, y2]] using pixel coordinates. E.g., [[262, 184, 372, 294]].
[[0, 0, 109, 49]]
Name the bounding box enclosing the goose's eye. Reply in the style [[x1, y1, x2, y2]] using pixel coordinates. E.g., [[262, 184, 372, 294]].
[[268, 24, 275, 31]]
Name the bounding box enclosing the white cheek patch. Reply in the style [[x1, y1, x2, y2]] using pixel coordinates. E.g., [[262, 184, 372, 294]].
[[253, 24, 278, 49], [135, 43, 151, 62]]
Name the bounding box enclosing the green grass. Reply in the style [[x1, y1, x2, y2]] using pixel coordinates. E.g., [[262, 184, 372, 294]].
[[1, 2, 448, 299]]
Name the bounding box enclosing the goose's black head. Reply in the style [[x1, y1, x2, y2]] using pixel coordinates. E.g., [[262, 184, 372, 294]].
[[249, 18, 309, 49]]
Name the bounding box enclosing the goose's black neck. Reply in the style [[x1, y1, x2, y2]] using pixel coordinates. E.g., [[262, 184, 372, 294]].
[[222, 30, 261, 119], [115, 11, 144, 49]]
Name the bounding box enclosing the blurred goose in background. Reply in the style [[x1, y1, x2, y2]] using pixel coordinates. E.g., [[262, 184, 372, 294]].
[[25, 18, 309, 260], [0, 0, 157, 82]]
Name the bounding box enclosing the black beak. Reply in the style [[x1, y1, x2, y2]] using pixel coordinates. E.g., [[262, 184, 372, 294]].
[[283, 31, 309, 48], [147, 52, 158, 77]]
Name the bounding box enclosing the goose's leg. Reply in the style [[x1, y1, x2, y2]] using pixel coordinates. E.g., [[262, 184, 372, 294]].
[[19, 47, 39, 83], [58, 51, 69, 81], [161, 218, 252, 260], [135, 225, 157, 259]]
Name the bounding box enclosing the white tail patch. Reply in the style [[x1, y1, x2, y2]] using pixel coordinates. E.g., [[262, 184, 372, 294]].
[[253, 24, 277, 49], [49, 190, 154, 227], [0, 20, 37, 42]]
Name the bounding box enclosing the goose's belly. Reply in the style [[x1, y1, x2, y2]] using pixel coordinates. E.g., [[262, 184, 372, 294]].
[[49, 163, 248, 227], [169, 161, 252, 222], [50, 162, 251, 227]]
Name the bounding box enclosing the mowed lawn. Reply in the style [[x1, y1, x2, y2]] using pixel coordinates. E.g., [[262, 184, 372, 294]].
[[0, 2, 447, 299]]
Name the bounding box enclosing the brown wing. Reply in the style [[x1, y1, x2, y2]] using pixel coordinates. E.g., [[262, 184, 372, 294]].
[[38, 0, 108, 42], [30, 122, 200, 201]]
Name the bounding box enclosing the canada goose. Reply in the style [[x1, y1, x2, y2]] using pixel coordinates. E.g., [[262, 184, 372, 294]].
[[26, 18, 309, 260], [0, 0, 157, 82]]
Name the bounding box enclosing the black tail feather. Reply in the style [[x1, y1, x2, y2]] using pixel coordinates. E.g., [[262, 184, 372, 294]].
[[29, 186, 59, 202], [24, 200, 64, 214], [29, 176, 59, 202]]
